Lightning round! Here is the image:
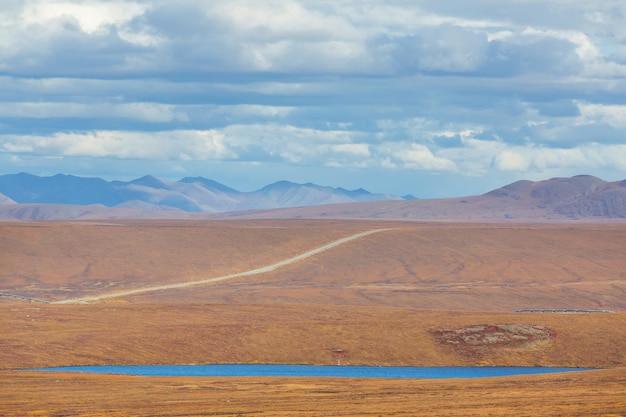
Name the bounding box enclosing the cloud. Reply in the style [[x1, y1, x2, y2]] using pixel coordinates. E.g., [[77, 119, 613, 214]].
[[0, 124, 448, 171], [332, 143, 370, 157], [494, 143, 626, 173], [494, 150, 531, 171], [2, 1, 626, 197], [576, 102, 626, 128], [3, 0, 624, 80], [390, 25, 489, 74], [0, 102, 188, 123], [1, 130, 235, 160], [0, 101, 296, 127], [390, 143, 457, 171], [20, 1, 148, 33]]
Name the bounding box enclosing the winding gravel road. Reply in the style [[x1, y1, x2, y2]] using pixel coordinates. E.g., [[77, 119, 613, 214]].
[[52, 228, 394, 304]]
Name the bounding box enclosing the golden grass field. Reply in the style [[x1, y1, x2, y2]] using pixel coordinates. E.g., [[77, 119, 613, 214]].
[[1, 219, 625, 416]]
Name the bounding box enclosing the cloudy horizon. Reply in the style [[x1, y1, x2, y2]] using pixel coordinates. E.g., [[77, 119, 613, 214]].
[[1, 1, 626, 198]]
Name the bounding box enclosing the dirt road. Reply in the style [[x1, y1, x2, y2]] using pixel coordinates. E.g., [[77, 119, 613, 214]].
[[53, 228, 394, 304]]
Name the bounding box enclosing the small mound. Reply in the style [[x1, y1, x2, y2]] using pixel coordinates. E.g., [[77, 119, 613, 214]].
[[431, 324, 555, 356]]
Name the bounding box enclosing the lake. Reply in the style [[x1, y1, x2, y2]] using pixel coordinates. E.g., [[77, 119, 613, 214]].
[[34, 364, 594, 379]]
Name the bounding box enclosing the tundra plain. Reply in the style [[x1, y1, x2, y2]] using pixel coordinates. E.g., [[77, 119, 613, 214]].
[[1, 219, 625, 416]]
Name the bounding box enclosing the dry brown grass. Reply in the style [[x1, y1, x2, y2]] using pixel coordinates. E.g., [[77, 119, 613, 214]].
[[2, 220, 625, 310], [2, 368, 625, 417], [1, 303, 625, 370], [1, 219, 626, 416], [0, 219, 357, 301]]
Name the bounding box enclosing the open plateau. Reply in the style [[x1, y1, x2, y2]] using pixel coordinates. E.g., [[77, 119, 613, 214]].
[[1, 178, 626, 415]]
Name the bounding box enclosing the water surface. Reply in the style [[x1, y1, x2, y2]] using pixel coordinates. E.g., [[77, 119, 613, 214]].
[[35, 364, 593, 379]]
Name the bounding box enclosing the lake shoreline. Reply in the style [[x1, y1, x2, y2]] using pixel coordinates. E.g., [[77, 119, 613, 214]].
[[29, 364, 597, 379]]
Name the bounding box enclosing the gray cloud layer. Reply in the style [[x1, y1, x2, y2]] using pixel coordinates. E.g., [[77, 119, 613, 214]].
[[1, 0, 625, 196]]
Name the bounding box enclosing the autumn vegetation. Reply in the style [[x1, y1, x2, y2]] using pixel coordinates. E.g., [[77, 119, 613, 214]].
[[1, 219, 625, 416]]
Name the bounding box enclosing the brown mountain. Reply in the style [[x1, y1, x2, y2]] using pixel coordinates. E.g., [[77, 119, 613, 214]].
[[211, 175, 626, 222], [0, 175, 624, 221]]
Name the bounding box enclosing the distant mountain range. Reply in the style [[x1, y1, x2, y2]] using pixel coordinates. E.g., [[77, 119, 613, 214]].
[[0, 173, 624, 221], [213, 174, 626, 222], [0, 172, 402, 214]]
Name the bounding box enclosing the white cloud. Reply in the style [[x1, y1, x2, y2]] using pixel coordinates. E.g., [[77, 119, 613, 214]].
[[2, 1, 626, 196], [392, 25, 489, 73], [494, 150, 531, 171], [1, 124, 370, 164], [439, 137, 506, 176], [3, 0, 623, 78], [388, 143, 457, 171], [212, 1, 362, 42], [494, 143, 626, 173], [20, 1, 148, 33], [331, 143, 370, 157], [223, 124, 356, 145], [521, 28, 598, 62], [0, 102, 188, 123], [228, 105, 294, 118], [576, 102, 626, 128], [1, 130, 236, 160], [0, 101, 298, 125]]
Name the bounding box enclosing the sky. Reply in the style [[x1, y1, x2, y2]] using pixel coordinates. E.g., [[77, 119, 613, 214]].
[[1, 1, 626, 198]]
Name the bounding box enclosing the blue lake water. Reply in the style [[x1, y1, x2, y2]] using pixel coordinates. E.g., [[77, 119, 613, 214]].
[[34, 364, 594, 379]]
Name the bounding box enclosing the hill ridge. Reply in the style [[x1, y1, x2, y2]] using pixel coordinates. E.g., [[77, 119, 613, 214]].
[[0, 174, 624, 221], [0, 173, 402, 215]]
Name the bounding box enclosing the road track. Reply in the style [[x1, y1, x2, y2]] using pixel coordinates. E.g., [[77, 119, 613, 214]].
[[0, 293, 50, 304], [52, 228, 394, 304]]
